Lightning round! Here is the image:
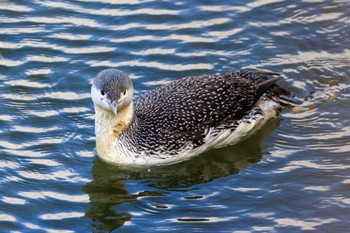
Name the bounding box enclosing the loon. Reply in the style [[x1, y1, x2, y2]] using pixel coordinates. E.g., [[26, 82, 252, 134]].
[[91, 68, 295, 167]]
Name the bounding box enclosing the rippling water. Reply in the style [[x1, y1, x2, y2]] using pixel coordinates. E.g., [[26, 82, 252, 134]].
[[1, 0, 350, 232]]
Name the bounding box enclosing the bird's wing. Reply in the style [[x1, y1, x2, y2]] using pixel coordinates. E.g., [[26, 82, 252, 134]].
[[134, 71, 280, 148]]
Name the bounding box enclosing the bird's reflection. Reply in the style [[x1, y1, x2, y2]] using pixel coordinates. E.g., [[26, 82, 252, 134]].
[[83, 119, 280, 232]]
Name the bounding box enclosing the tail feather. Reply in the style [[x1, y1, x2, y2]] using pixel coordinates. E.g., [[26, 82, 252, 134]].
[[254, 76, 283, 103], [239, 70, 297, 107]]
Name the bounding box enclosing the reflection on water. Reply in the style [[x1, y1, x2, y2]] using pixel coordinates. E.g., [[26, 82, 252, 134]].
[[83, 120, 278, 231], [1, 0, 350, 232]]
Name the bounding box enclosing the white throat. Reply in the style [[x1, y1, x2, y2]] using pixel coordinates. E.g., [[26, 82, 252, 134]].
[[94, 102, 134, 163]]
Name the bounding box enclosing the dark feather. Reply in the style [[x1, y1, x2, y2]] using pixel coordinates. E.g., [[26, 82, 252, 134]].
[[124, 71, 291, 154], [255, 76, 283, 103]]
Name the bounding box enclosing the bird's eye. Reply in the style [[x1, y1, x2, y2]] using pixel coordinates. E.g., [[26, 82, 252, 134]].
[[123, 90, 126, 95], [100, 90, 105, 96]]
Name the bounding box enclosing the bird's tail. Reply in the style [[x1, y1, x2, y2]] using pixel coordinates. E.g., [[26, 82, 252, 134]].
[[241, 71, 350, 113], [242, 71, 301, 106]]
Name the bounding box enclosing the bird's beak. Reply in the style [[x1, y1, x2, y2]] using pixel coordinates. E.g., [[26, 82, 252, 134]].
[[110, 101, 118, 115]]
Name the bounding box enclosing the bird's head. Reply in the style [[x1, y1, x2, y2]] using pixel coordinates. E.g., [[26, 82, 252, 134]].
[[91, 69, 134, 115]]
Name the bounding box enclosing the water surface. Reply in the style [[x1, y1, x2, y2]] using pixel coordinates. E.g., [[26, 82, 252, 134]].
[[1, 0, 350, 232]]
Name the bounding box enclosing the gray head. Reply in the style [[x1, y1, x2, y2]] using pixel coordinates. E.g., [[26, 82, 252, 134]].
[[91, 69, 134, 115]]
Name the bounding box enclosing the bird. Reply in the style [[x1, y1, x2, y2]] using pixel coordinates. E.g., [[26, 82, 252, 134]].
[[91, 68, 297, 167]]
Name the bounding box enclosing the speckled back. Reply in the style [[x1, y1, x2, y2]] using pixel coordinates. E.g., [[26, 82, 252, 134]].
[[124, 71, 290, 155]]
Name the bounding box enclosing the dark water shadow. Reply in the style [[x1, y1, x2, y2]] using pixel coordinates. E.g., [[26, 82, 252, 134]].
[[82, 118, 280, 232]]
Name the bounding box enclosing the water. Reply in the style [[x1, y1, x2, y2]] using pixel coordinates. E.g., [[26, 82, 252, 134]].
[[1, 0, 350, 232]]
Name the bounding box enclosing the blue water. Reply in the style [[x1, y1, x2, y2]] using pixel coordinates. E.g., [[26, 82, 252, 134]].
[[1, 0, 350, 232]]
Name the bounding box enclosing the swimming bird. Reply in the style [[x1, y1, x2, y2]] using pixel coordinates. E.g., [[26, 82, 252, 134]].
[[91, 69, 295, 166]]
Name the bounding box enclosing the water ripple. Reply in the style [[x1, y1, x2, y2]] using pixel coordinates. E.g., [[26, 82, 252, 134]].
[[40, 212, 83, 220], [86, 60, 213, 71], [35, 0, 178, 15], [0, 2, 34, 12], [1, 0, 350, 232], [0, 213, 16, 222], [274, 218, 338, 231]]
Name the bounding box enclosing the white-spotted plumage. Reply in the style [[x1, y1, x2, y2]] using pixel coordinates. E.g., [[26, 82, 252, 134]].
[[91, 69, 295, 167]]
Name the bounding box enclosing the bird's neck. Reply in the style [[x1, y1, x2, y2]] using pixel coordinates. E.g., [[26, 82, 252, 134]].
[[94, 103, 134, 157]]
